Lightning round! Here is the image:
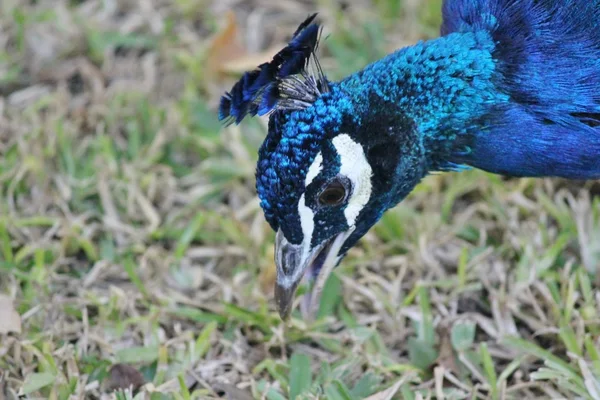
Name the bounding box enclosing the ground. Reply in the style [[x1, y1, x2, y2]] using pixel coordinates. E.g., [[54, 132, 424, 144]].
[[0, 0, 599, 399]]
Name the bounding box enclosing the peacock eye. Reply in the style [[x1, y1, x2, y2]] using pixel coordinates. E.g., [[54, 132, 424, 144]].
[[318, 179, 347, 207]]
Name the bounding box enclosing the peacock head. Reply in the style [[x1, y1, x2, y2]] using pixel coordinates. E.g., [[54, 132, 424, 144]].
[[219, 14, 426, 319]]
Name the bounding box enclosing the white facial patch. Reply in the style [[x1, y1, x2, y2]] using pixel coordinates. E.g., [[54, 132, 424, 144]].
[[332, 134, 373, 226], [297, 193, 314, 255], [296, 152, 323, 252], [305, 152, 323, 186]]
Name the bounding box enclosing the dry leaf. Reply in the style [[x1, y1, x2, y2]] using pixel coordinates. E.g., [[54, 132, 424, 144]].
[[206, 11, 247, 79], [0, 295, 22, 335], [436, 323, 460, 374]]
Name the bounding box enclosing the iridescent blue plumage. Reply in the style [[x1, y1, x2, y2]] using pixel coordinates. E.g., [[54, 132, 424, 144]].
[[441, 0, 600, 179], [219, 0, 600, 318]]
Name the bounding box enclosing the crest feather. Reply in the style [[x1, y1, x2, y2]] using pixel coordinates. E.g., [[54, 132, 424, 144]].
[[219, 13, 329, 125]]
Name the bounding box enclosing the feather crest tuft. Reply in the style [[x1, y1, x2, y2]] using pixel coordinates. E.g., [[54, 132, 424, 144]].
[[219, 13, 329, 125]]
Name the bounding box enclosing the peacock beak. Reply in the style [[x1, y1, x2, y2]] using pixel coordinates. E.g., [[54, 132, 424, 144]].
[[274, 229, 322, 319], [274, 228, 353, 320]]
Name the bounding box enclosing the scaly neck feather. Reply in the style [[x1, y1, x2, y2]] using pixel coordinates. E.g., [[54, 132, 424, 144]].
[[338, 30, 506, 173], [337, 0, 600, 180]]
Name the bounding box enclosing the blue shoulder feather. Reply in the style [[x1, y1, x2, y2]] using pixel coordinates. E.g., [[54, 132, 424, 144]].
[[442, 0, 600, 179]]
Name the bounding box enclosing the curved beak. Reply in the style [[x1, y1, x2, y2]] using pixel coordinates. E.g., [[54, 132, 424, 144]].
[[274, 228, 352, 319], [274, 229, 320, 319]]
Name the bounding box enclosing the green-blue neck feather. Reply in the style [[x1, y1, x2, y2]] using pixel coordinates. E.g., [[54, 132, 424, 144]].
[[337, 30, 507, 172]]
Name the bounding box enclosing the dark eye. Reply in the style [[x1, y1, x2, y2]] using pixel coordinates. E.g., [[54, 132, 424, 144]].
[[318, 180, 347, 206]]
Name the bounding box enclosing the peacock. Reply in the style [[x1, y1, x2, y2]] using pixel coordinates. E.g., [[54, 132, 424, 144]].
[[219, 0, 600, 318]]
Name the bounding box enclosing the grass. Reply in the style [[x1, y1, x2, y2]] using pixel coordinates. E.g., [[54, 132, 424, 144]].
[[0, 0, 599, 399]]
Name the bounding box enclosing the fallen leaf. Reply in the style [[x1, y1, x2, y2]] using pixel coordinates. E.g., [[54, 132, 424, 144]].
[[436, 322, 459, 374], [0, 295, 21, 334], [205, 11, 247, 79], [104, 364, 145, 392]]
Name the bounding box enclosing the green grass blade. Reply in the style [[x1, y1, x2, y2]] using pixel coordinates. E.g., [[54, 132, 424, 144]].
[[289, 352, 312, 399]]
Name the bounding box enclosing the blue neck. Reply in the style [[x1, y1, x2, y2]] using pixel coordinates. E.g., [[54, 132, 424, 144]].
[[339, 31, 504, 169], [338, 30, 600, 180]]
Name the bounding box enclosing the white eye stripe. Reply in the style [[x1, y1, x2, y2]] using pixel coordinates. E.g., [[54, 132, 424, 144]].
[[332, 134, 373, 226], [296, 152, 322, 249], [305, 152, 323, 186], [297, 193, 314, 253]]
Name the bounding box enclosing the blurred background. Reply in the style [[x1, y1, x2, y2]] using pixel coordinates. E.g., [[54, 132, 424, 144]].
[[1, 0, 599, 399]]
